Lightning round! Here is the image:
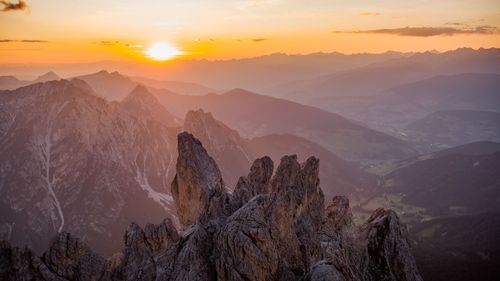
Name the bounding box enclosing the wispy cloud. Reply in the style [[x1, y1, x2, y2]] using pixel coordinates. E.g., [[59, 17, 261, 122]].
[[95, 41, 141, 48], [20, 39, 48, 43], [97, 41, 120, 46], [0, 39, 47, 43], [360, 12, 381, 16], [0, 0, 28, 12], [334, 26, 499, 37], [445, 22, 466, 26], [251, 38, 268, 42]]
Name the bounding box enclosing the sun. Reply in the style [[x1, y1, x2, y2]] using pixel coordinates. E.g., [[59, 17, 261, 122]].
[[144, 42, 183, 61]]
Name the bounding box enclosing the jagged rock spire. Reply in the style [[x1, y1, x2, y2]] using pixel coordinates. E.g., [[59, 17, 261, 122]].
[[171, 132, 225, 226]]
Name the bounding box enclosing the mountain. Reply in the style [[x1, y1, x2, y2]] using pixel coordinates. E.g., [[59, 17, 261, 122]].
[[0, 51, 412, 93], [152, 88, 417, 162], [121, 85, 181, 128], [383, 151, 500, 216], [0, 80, 179, 255], [0, 76, 22, 90], [130, 75, 219, 96], [0, 132, 423, 281], [0, 72, 61, 90], [0, 80, 379, 256], [411, 213, 500, 281], [33, 71, 60, 83], [405, 110, 500, 152], [431, 141, 500, 158], [273, 48, 500, 101], [76, 70, 138, 101], [76, 70, 217, 101], [183, 109, 378, 198], [311, 73, 500, 138], [183, 109, 252, 189]]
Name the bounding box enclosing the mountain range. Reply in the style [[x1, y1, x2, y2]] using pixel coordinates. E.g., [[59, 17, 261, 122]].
[[0, 79, 378, 256], [1, 47, 500, 280]]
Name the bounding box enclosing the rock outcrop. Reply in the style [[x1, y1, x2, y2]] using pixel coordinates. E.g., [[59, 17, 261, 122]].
[[0, 132, 422, 281], [171, 132, 225, 226]]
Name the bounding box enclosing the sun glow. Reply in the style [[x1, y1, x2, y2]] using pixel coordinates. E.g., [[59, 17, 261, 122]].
[[144, 42, 183, 61]]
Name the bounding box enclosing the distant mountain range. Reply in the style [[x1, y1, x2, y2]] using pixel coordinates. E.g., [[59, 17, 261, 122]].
[[0, 50, 412, 91], [311, 72, 500, 145], [0, 71, 60, 90], [271, 48, 500, 100], [151, 87, 417, 162], [4, 69, 414, 163], [2, 49, 498, 158], [0, 70, 217, 98]]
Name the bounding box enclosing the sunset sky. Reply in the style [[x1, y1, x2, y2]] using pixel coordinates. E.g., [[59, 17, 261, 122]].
[[1, 0, 500, 64]]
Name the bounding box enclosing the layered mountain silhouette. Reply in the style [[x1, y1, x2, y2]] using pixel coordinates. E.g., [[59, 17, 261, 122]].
[[151, 88, 417, 162], [272, 48, 500, 101]]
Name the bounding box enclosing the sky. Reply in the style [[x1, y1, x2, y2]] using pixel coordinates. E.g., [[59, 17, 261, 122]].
[[1, 0, 500, 64]]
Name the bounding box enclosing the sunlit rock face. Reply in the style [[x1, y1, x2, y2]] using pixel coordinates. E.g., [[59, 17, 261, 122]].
[[171, 132, 225, 226], [0, 132, 423, 281]]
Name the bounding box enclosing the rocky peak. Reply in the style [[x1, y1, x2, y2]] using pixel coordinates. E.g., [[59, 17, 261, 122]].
[[171, 132, 225, 226], [231, 156, 274, 207], [183, 109, 251, 189], [271, 155, 302, 192], [323, 196, 354, 233], [41, 232, 105, 280], [359, 208, 423, 281], [184, 109, 243, 145], [120, 85, 180, 127], [34, 71, 60, 83], [109, 219, 179, 280]]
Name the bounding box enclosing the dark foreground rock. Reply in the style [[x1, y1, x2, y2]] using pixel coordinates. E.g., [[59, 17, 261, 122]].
[[0, 132, 422, 281]]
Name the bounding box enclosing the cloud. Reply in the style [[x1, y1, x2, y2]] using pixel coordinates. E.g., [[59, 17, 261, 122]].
[[334, 26, 499, 37], [0, 0, 29, 12], [98, 41, 120, 46], [360, 12, 381, 16], [445, 22, 466, 26], [0, 39, 47, 43], [20, 39, 47, 43], [251, 38, 268, 42]]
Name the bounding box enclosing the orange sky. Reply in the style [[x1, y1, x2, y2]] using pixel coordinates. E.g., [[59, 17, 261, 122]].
[[1, 0, 500, 64]]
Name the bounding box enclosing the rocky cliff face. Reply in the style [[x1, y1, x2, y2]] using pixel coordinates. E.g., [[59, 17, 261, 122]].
[[0, 132, 422, 281]]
